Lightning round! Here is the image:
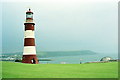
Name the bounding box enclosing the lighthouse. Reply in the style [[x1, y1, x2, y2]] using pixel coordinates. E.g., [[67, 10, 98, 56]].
[[22, 9, 38, 64]]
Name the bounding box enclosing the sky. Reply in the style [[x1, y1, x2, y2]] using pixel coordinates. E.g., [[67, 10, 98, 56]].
[[1, 0, 118, 53]]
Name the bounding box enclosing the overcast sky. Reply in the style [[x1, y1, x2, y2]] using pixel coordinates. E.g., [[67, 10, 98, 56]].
[[2, 0, 118, 53]]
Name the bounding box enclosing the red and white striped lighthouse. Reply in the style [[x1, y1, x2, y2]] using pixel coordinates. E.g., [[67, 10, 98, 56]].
[[22, 8, 38, 64]]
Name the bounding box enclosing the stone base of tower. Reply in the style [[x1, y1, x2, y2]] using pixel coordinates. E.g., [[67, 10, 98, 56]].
[[22, 55, 38, 64]]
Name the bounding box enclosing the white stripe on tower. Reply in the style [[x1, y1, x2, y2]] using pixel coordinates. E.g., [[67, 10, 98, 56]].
[[24, 30, 35, 38], [23, 46, 36, 55]]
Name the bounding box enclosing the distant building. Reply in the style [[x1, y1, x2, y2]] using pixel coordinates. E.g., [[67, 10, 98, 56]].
[[100, 56, 113, 61]]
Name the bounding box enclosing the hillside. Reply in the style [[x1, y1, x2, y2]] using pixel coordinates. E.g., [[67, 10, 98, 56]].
[[37, 50, 96, 58], [3, 50, 97, 58]]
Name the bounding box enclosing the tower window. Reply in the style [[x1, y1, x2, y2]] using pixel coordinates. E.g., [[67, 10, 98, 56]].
[[26, 13, 33, 18]]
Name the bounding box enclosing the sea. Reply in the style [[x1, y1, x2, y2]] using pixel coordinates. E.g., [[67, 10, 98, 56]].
[[39, 53, 118, 64]]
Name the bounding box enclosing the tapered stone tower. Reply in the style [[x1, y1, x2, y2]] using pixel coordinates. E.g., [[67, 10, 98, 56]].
[[22, 8, 38, 64]]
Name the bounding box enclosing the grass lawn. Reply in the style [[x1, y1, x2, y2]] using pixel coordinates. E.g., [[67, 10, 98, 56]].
[[2, 61, 118, 78]]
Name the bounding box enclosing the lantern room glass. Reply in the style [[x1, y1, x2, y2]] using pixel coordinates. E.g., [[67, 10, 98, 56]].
[[26, 13, 33, 18]]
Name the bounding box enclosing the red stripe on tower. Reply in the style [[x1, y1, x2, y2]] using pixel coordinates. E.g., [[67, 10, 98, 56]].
[[22, 8, 38, 64], [24, 23, 35, 31]]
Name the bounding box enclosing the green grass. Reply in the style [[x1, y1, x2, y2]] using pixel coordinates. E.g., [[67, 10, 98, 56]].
[[2, 61, 118, 78]]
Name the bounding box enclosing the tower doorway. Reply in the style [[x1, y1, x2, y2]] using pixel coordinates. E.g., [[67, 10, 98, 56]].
[[31, 58, 36, 64]]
